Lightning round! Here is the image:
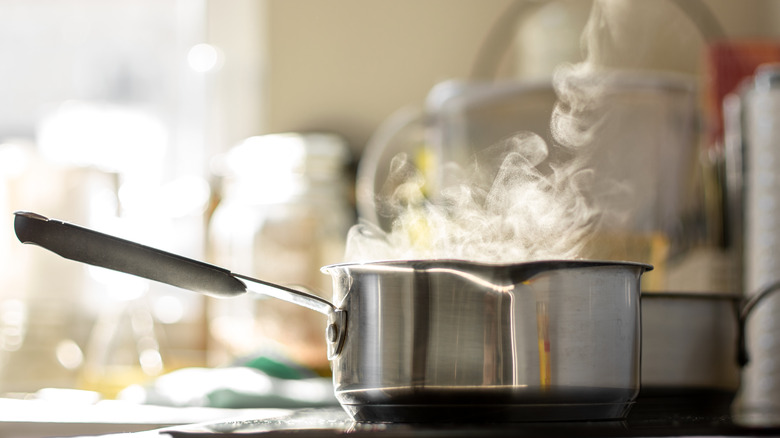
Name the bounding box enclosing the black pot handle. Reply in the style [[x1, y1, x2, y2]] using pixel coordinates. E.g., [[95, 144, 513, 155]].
[[14, 211, 247, 298], [13, 211, 347, 359]]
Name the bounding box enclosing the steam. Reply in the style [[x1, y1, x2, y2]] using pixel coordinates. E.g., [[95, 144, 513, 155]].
[[345, 0, 672, 264], [345, 130, 600, 263]]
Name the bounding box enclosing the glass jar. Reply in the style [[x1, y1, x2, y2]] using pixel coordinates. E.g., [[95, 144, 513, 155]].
[[208, 133, 353, 373]]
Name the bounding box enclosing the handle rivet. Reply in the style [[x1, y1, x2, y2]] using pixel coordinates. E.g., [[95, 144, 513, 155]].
[[326, 323, 339, 343]]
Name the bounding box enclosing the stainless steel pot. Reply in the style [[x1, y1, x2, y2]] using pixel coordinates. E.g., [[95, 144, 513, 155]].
[[641, 292, 741, 394], [13, 211, 651, 422], [639, 285, 780, 415], [326, 260, 649, 422]]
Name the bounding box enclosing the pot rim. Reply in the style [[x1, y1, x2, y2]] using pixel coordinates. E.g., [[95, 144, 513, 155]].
[[322, 258, 653, 272], [642, 291, 742, 301]]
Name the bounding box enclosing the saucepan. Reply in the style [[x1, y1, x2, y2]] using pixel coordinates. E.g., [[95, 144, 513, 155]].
[[640, 286, 780, 412], [13, 211, 651, 423], [638, 291, 741, 418]]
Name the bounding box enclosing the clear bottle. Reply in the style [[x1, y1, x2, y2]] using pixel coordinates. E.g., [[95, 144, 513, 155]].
[[208, 133, 353, 373]]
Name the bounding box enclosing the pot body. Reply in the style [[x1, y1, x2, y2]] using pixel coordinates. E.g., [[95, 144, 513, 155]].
[[322, 260, 648, 422], [640, 293, 741, 394]]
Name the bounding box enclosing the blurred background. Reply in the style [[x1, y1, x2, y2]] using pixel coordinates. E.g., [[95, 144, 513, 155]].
[[0, 0, 779, 401]]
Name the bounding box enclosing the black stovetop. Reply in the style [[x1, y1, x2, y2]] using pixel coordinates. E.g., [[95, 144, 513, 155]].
[[164, 391, 780, 437]]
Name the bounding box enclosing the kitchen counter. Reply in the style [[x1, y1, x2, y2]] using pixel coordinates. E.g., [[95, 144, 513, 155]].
[[152, 392, 780, 437], [0, 395, 289, 438], [7, 391, 780, 438], [160, 397, 780, 438]]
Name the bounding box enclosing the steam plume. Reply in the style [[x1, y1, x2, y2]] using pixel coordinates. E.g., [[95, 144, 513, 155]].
[[345, 0, 690, 264], [345, 130, 600, 263]]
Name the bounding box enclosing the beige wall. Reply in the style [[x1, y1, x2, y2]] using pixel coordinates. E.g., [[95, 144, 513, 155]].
[[252, 0, 779, 156], [263, 0, 514, 154]]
